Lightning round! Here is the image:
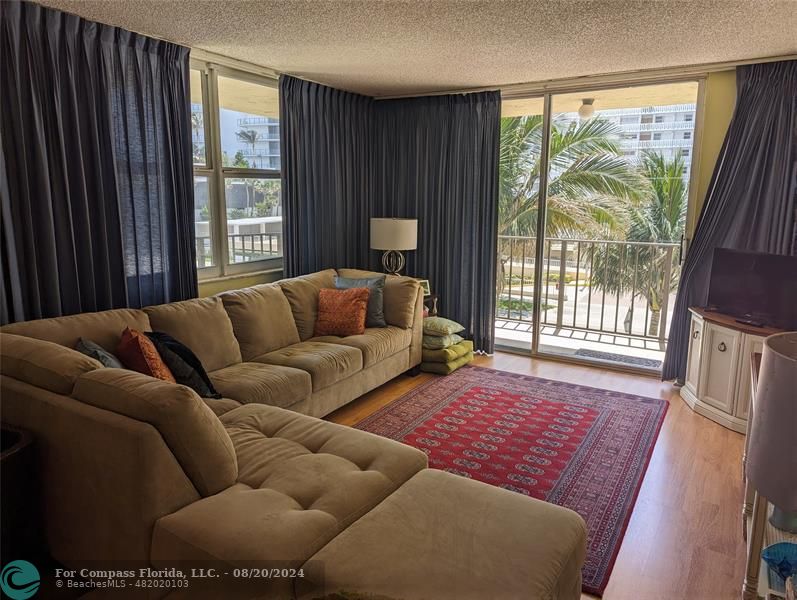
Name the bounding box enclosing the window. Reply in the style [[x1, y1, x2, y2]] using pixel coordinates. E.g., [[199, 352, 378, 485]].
[[639, 132, 652, 141], [683, 131, 692, 139], [684, 113, 694, 122], [654, 115, 664, 123], [682, 148, 690, 157], [190, 63, 281, 277], [653, 132, 662, 140]]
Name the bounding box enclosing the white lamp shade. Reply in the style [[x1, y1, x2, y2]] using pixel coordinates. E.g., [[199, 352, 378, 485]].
[[746, 331, 797, 510], [370, 218, 418, 251]]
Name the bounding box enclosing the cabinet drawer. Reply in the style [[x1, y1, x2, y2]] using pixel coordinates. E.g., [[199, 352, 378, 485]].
[[698, 323, 742, 413]]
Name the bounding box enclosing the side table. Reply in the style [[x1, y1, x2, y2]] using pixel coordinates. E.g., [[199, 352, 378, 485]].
[[423, 293, 439, 317]]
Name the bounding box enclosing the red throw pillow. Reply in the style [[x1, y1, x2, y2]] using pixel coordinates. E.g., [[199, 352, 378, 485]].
[[116, 327, 177, 383], [314, 288, 370, 336]]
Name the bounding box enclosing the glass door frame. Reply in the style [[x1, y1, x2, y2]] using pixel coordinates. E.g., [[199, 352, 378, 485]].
[[497, 75, 707, 374]]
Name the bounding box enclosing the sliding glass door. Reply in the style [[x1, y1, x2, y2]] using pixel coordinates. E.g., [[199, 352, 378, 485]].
[[495, 81, 701, 373]]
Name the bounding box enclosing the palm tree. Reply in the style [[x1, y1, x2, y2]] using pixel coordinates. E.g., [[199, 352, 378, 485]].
[[235, 130, 260, 210], [589, 151, 688, 337], [497, 115, 641, 298], [191, 112, 204, 162]]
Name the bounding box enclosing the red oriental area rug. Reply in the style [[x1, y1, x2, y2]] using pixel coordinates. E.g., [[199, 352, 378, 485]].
[[355, 366, 668, 595]]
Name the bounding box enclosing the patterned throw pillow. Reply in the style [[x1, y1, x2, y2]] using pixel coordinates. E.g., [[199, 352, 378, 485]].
[[423, 316, 465, 337], [116, 327, 176, 383], [422, 333, 464, 350], [75, 338, 124, 368], [145, 332, 221, 398], [314, 288, 370, 336], [334, 275, 387, 327]]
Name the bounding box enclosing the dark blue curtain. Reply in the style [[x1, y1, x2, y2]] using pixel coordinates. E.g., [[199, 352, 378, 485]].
[[372, 93, 502, 353], [279, 75, 374, 275], [0, 1, 197, 324], [662, 60, 797, 381]]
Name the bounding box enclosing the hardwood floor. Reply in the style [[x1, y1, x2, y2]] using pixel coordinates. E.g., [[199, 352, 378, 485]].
[[327, 352, 747, 600]]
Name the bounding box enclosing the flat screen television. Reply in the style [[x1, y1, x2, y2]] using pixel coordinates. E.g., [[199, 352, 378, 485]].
[[706, 248, 797, 330]]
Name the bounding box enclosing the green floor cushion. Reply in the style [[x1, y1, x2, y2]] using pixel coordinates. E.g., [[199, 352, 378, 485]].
[[420, 352, 474, 375], [422, 340, 474, 364]]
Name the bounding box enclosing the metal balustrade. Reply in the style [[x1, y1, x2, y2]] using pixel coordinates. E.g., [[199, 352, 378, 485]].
[[496, 236, 680, 344], [195, 232, 282, 267]]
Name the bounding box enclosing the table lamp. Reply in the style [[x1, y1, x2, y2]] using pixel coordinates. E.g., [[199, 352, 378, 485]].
[[747, 331, 797, 532], [370, 218, 417, 275]]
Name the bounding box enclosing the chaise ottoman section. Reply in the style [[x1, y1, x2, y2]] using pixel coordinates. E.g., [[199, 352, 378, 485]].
[[151, 404, 428, 589], [298, 468, 587, 600]]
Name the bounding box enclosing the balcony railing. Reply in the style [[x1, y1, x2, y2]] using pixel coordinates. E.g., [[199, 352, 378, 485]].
[[196, 233, 281, 268], [497, 236, 679, 344]]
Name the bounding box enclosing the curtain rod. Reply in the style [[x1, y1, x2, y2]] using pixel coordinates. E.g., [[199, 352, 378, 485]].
[[375, 53, 797, 100]]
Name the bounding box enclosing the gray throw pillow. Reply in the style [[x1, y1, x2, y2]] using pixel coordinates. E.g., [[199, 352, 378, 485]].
[[75, 338, 124, 368], [334, 275, 387, 328]]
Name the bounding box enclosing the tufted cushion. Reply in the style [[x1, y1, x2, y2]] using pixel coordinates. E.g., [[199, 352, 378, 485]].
[[144, 297, 242, 373], [253, 341, 362, 391], [0, 308, 150, 352], [337, 269, 420, 329], [151, 403, 426, 568], [72, 369, 238, 497], [220, 284, 300, 360], [312, 326, 412, 368], [208, 362, 312, 408], [278, 269, 337, 340], [0, 333, 101, 394]]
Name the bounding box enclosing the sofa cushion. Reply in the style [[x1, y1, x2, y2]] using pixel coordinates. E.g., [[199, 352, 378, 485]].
[[312, 326, 412, 368], [334, 275, 387, 328], [337, 269, 419, 329], [116, 328, 176, 383], [314, 288, 370, 337], [203, 397, 242, 417], [208, 362, 312, 409], [0, 308, 150, 352], [297, 469, 587, 600], [152, 404, 426, 568], [0, 333, 101, 394], [253, 341, 363, 392], [220, 284, 300, 360], [278, 269, 337, 340], [144, 297, 241, 373], [72, 369, 237, 497]]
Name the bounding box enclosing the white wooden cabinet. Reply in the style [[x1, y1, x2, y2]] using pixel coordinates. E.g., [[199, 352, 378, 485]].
[[680, 308, 777, 433]]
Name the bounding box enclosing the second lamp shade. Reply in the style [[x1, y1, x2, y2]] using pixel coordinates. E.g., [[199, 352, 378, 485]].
[[370, 218, 418, 251]]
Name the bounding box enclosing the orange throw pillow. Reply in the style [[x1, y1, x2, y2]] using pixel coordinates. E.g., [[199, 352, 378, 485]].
[[314, 288, 370, 337], [116, 327, 177, 383]]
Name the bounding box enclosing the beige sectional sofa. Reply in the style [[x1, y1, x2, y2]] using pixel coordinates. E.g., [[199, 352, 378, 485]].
[[0, 268, 587, 599]]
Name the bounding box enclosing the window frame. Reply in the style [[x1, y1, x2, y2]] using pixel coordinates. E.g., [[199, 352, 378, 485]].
[[190, 60, 282, 279]]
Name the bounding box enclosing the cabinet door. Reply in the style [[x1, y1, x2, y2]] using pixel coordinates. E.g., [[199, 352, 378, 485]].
[[698, 323, 742, 414], [734, 334, 765, 420], [684, 315, 704, 394]]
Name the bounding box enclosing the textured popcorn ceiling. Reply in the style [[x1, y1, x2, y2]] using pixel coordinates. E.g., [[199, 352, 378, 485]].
[[37, 0, 797, 97]]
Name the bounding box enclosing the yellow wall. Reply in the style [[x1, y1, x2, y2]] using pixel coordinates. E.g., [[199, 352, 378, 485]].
[[198, 269, 283, 297], [688, 70, 737, 236]]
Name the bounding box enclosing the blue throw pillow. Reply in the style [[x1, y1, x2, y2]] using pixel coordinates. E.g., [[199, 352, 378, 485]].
[[75, 338, 124, 368], [334, 275, 387, 328]]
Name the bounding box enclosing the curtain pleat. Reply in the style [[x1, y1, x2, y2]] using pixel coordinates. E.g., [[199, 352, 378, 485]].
[[0, 1, 196, 324], [662, 60, 797, 381]]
